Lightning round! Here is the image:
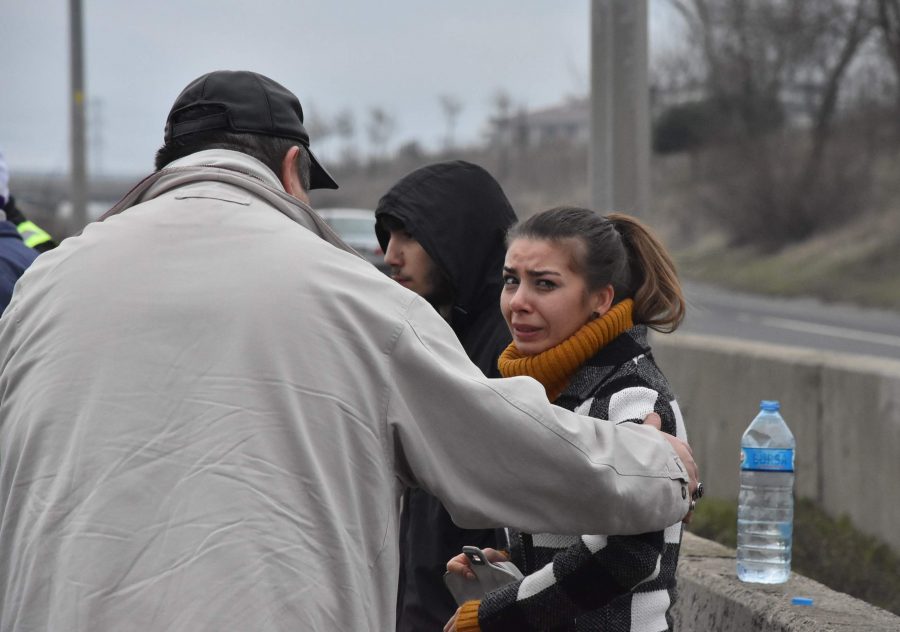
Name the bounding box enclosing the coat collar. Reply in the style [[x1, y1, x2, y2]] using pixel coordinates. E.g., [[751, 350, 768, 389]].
[[98, 149, 357, 258]]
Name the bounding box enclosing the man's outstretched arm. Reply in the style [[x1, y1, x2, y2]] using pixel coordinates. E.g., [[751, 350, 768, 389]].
[[387, 298, 695, 537]]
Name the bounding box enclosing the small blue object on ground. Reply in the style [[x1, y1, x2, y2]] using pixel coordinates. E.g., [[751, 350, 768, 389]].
[[791, 597, 814, 606]]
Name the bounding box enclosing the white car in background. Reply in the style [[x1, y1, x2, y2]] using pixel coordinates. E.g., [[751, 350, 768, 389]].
[[316, 207, 388, 274]]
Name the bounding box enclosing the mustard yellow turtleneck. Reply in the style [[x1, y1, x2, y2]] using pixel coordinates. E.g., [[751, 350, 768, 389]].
[[497, 299, 634, 402]]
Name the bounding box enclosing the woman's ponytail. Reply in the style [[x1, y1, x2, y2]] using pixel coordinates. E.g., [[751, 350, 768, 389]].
[[607, 213, 684, 332]]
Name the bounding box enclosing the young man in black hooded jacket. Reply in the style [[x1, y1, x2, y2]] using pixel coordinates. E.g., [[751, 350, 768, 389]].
[[375, 160, 517, 632]]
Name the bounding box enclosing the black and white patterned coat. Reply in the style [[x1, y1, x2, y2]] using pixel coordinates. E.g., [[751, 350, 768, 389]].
[[478, 325, 686, 632]]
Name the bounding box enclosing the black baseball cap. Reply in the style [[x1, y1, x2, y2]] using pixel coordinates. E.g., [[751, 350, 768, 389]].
[[164, 70, 338, 190]]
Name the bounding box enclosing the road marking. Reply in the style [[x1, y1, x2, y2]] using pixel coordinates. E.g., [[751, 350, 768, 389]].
[[737, 314, 900, 349]]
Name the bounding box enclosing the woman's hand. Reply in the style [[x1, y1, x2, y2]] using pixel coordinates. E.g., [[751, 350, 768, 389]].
[[446, 547, 509, 580], [444, 606, 461, 632]]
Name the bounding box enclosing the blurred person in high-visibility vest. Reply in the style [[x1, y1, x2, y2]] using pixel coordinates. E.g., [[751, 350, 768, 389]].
[[0, 149, 39, 313], [0, 149, 57, 253], [2, 197, 57, 252]]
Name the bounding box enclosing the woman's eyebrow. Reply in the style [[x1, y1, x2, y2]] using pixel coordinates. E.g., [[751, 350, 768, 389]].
[[525, 269, 561, 277], [503, 265, 561, 277]]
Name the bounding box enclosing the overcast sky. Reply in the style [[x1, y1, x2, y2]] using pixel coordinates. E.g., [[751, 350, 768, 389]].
[[1, 1, 683, 177]]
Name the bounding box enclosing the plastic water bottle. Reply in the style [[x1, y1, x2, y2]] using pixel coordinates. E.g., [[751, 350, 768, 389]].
[[736, 400, 795, 584]]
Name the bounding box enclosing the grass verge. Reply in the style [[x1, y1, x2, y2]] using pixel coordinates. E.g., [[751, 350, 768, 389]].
[[672, 219, 900, 311]]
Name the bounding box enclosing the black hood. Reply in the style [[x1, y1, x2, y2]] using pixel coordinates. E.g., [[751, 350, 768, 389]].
[[375, 161, 517, 318]]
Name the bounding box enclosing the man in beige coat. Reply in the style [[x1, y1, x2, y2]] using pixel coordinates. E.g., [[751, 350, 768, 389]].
[[0, 70, 697, 632]]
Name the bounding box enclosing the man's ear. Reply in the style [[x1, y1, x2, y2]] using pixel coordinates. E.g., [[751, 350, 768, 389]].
[[280, 145, 310, 204]]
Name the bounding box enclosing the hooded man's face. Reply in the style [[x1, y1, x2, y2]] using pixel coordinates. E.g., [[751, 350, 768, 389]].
[[383, 229, 440, 299]]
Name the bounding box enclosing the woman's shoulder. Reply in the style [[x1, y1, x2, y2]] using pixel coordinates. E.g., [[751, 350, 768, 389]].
[[558, 329, 680, 428], [563, 328, 665, 393]]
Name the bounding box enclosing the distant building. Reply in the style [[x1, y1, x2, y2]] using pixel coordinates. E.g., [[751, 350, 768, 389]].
[[488, 98, 590, 148]]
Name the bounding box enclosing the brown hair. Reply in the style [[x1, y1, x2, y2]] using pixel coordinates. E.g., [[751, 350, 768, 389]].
[[506, 206, 684, 332]]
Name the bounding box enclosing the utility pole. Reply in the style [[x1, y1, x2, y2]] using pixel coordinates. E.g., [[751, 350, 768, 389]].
[[589, 0, 650, 214], [90, 98, 104, 176], [69, 0, 88, 230]]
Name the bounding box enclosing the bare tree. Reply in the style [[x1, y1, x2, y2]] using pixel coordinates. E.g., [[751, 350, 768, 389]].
[[366, 107, 397, 166], [333, 109, 354, 142], [669, 0, 878, 248], [302, 104, 334, 162], [488, 90, 513, 177], [877, 0, 900, 79], [333, 108, 358, 166], [873, 0, 900, 136], [438, 94, 463, 150]]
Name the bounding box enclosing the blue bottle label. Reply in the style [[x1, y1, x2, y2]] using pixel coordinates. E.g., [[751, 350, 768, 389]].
[[741, 447, 794, 472]]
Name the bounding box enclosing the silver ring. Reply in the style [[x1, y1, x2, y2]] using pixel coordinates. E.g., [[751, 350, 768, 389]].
[[692, 482, 704, 501], [689, 499, 696, 512]]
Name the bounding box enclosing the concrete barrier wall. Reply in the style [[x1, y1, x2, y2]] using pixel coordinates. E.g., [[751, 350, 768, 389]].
[[675, 532, 900, 631], [650, 332, 900, 552]]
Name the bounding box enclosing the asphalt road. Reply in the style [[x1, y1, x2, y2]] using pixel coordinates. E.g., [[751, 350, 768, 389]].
[[678, 281, 900, 361]]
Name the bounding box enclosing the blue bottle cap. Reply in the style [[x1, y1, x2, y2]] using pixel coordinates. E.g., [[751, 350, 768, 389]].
[[760, 400, 780, 412], [791, 597, 813, 606]]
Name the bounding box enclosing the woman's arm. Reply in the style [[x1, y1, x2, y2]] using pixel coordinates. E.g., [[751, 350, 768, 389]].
[[449, 530, 665, 632]]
